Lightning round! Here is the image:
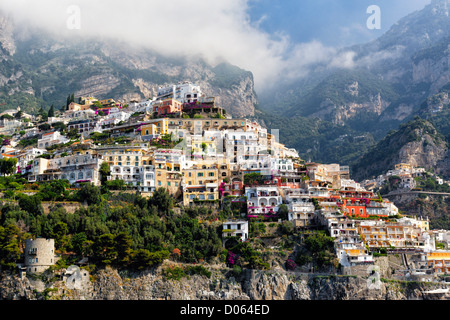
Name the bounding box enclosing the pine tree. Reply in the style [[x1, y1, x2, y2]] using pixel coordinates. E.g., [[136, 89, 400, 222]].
[[48, 105, 55, 117]]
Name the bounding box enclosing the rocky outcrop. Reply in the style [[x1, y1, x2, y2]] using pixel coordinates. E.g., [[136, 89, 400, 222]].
[[352, 118, 448, 181], [0, 13, 15, 57], [2, 264, 450, 300]]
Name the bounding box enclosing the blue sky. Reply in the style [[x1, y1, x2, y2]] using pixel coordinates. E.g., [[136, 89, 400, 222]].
[[0, 0, 433, 90], [247, 0, 431, 48]]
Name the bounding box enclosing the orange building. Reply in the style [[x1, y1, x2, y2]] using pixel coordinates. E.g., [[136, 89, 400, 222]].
[[157, 99, 183, 117], [343, 199, 368, 218], [427, 252, 450, 274]]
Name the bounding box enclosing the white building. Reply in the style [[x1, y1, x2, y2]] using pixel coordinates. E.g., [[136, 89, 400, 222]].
[[16, 147, 47, 174], [246, 186, 282, 217], [286, 195, 315, 227], [139, 164, 156, 193], [37, 131, 69, 149], [222, 220, 249, 242], [157, 82, 203, 104], [128, 98, 155, 113], [327, 217, 374, 266]]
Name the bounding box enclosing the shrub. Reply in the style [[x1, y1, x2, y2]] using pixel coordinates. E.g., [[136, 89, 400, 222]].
[[285, 259, 297, 271]]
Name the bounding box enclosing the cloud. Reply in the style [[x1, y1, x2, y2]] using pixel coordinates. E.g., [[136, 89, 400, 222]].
[[0, 0, 356, 92]]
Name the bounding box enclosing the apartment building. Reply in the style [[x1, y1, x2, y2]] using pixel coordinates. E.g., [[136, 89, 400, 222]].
[[37, 131, 69, 149], [326, 216, 374, 266], [246, 186, 282, 218], [426, 251, 450, 274], [182, 163, 219, 205], [154, 149, 188, 196], [222, 220, 249, 242], [358, 220, 430, 250], [96, 146, 143, 187], [28, 152, 104, 186]]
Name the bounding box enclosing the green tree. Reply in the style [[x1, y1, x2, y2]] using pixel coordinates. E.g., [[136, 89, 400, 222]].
[[0, 225, 21, 270], [0, 158, 18, 176], [67, 128, 80, 140], [51, 221, 69, 251], [94, 233, 117, 265], [304, 231, 337, 268], [47, 105, 55, 118], [38, 180, 70, 201], [99, 162, 111, 186], [18, 194, 44, 216], [115, 232, 133, 265], [71, 232, 88, 256], [76, 183, 102, 205], [149, 188, 173, 215], [131, 249, 169, 270], [14, 110, 22, 119], [277, 204, 289, 220]]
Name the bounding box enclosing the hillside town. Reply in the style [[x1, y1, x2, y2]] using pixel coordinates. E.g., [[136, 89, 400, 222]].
[[1, 81, 450, 284]]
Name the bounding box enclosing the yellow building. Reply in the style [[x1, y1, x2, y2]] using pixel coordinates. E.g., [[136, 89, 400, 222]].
[[358, 222, 422, 249], [98, 98, 116, 106], [395, 163, 412, 171], [141, 118, 169, 138], [154, 149, 185, 197], [182, 164, 219, 206], [191, 139, 216, 155], [426, 252, 450, 274], [68, 102, 91, 112], [80, 96, 98, 105]]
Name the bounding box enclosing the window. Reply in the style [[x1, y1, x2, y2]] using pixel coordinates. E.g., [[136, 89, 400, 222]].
[[198, 172, 203, 177]]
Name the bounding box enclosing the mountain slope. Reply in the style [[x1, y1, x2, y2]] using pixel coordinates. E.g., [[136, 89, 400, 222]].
[[351, 117, 448, 181], [0, 16, 257, 117], [256, 0, 450, 172]]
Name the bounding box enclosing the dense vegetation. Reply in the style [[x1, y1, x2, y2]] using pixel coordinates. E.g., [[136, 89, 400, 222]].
[[0, 180, 225, 272], [255, 110, 376, 165]]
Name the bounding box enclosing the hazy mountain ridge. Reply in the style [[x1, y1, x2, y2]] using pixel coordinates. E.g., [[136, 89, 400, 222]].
[[0, 15, 258, 117], [255, 0, 450, 178]]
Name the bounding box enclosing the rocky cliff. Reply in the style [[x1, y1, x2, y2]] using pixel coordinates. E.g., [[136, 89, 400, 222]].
[[1, 263, 449, 301], [352, 118, 448, 180]]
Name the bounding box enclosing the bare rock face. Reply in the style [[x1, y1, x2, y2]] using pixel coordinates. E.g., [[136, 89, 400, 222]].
[[412, 46, 450, 95], [2, 266, 450, 301], [0, 14, 15, 57], [312, 93, 390, 126]]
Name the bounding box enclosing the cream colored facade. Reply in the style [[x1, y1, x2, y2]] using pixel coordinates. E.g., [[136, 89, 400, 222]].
[[182, 164, 219, 205]]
